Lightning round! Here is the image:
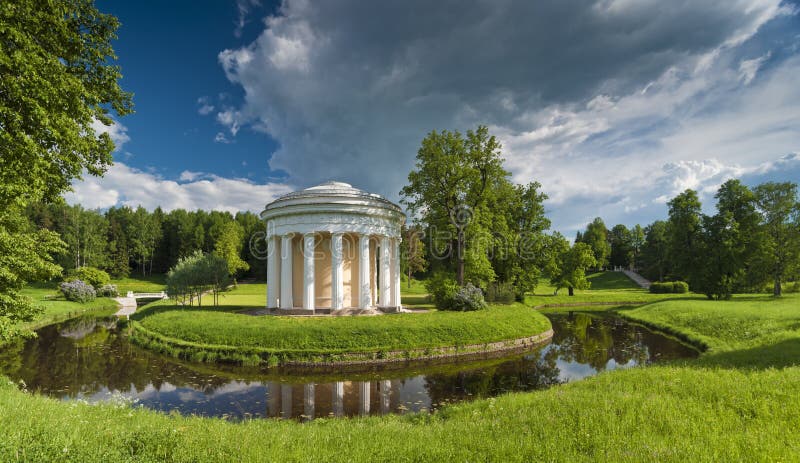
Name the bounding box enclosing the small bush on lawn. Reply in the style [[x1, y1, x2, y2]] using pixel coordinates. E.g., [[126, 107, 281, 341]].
[[60, 280, 96, 303], [650, 281, 689, 294], [485, 281, 516, 304], [425, 272, 459, 310], [452, 283, 488, 311], [66, 267, 110, 289], [96, 284, 119, 298]]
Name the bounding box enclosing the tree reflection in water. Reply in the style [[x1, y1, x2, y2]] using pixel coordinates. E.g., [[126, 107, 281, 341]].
[[0, 311, 697, 420]]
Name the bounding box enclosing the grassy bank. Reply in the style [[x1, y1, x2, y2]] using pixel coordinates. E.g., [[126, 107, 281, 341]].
[[15, 283, 119, 332], [110, 274, 167, 294], [1, 294, 800, 461], [129, 284, 552, 365]]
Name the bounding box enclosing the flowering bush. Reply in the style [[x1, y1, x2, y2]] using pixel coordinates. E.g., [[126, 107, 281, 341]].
[[96, 284, 119, 298], [452, 283, 488, 311], [60, 279, 96, 303]]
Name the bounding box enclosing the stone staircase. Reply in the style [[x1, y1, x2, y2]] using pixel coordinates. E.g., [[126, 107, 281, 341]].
[[621, 269, 651, 289]]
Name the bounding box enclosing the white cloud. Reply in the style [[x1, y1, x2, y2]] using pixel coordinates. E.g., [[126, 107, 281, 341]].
[[91, 118, 130, 152], [197, 96, 215, 115], [179, 170, 205, 182], [182, 0, 800, 235], [739, 52, 771, 84], [214, 132, 233, 144], [65, 163, 293, 213]]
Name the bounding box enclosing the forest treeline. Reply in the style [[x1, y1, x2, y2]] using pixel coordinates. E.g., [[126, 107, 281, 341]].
[[573, 179, 799, 298], [23, 203, 264, 280]]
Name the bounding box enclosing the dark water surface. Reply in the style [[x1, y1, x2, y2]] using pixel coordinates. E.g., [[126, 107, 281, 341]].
[[0, 311, 698, 420]]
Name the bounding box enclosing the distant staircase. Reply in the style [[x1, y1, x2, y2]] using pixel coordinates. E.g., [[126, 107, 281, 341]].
[[621, 269, 651, 289]]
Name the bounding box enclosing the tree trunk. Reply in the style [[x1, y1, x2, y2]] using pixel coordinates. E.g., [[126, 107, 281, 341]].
[[774, 274, 782, 296], [568, 287, 574, 296], [456, 234, 465, 286], [408, 268, 412, 288]]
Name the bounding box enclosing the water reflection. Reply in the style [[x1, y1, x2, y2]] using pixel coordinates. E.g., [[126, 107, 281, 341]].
[[0, 311, 698, 420]]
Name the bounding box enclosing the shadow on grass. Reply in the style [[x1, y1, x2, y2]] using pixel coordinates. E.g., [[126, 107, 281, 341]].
[[696, 338, 800, 370]]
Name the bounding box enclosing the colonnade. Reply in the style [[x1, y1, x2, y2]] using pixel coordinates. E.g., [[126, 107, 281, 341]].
[[266, 232, 402, 311]]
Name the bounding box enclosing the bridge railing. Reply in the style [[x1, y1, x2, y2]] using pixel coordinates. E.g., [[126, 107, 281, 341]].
[[126, 291, 168, 299]]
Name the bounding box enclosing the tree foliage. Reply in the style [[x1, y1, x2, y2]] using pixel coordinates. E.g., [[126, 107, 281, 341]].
[[547, 234, 597, 296], [401, 125, 552, 296], [753, 182, 800, 296], [0, 0, 130, 340], [166, 252, 230, 307], [577, 218, 610, 269], [213, 222, 250, 278]]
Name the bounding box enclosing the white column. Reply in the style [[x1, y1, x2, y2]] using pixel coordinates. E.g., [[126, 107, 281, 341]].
[[332, 381, 344, 417], [281, 384, 292, 418], [358, 234, 372, 308], [391, 237, 401, 308], [331, 233, 344, 310], [380, 379, 391, 414], [267, 235, 279, 308], [280, 234, 293, 309], [303, 233, 316, 311], [303, 383, 315, 421], [359, 381, 371, 416], [379, 236, 391, 306]]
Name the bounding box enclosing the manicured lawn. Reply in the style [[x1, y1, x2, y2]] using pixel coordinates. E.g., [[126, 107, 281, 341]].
[[15, 283, 119, 331], [1, 294, 799, 461], [526, 270, 704, 307], [110, 274, 167, 293], [130, 284, 551, 363], [622, 295, 800, 367]]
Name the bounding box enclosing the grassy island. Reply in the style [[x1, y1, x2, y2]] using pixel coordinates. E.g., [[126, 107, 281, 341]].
[[128, 283, 553, 365]]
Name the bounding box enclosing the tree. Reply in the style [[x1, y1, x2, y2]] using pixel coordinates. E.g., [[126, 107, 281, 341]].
[[695, 212, 742, 300], [715, 179, 764, 291], [213, 222, 249, 280], [753, 182, 800, 296], [549, 240, 597, 296], [578, 218, 610, 269], [608, 224, 632, 269], [630, 224, 645, 270], [666, 189, 703, 285], [0, 0, 131, 339], [401, 126, 508, 286], [129, 206, 162, 276], [166, 251, 229, 307], [401, 225, 428, 287], [641, 220, 670, 281]]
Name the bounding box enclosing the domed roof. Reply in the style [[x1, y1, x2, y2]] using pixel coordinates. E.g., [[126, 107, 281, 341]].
[[262, 180, 404, 218]]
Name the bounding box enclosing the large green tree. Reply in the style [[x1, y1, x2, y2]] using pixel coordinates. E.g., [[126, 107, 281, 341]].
[[578, 218, 610, 269], [641, 220, 670, 281], [666, 189, 703, 285], [0, 0, 131, 338], [213, 221, 250, 279], [548, 239, 597, 296], [753, 182, 800, 296], [401, 126, 508, 286]]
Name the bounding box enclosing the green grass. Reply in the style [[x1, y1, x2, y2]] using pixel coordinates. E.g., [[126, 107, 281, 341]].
[[110, 274, 167, 293], [1, 294, 800, 461], [527, 271, 696, 306], [129, 284, 551, 364], [15, 283, 119, 332]]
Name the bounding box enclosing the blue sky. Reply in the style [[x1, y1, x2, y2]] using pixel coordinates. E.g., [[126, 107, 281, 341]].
[[69, 0, 800, 238]]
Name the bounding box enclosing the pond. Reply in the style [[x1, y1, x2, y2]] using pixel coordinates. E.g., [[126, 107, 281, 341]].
[[0, 310, 698, 421]]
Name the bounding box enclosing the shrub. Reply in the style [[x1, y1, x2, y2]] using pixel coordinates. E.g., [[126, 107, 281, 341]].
[[66, 267, 110, 289], [96, 284, 119, 298], [671, 281, 689, 293], [485, 281, 516, 304], [425, 272, 459, 310], [649, 281, 689, 294], [60, 280, 96, 303], [452, 283, 488, 311]]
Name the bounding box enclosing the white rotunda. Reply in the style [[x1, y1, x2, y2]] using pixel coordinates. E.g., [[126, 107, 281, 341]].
[[261, 181, 405, 314]]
